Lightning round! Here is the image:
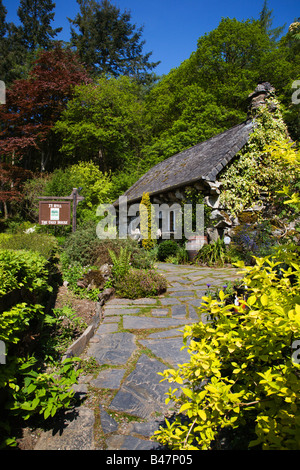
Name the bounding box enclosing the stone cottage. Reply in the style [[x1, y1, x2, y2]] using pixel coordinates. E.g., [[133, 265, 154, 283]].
[[114, 83, 277, 246]]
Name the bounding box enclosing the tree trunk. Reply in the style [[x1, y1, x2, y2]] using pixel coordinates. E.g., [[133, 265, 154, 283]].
[[3, 201, 8, 219]]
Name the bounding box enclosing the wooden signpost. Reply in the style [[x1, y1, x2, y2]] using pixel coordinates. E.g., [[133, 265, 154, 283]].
[[38, 188, 84, 232]]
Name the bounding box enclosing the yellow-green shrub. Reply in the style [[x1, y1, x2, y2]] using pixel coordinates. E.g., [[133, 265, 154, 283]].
[[154, 246, 300, 450]]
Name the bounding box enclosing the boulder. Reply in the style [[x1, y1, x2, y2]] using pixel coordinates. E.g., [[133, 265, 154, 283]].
[[98, 287, 115, 305], [207, 227, 219, 243], [210, 210, 232, 228], [99, 263, 112, 280]]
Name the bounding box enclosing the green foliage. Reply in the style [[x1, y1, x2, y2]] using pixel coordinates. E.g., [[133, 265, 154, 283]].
[[108, 246, 131, 281], [0, 248, 80, 448], [195, 238, 230, 267], [0, 303, 44, 345], [8, 356, 80, 422], [157, 240, 179, 261], [165, 245, 189, 265], [60, 253, 86, 290], [153, 247, 300, 450], [115, 268, 167, 299], [69, 0, 159, 82], [62, 220, 99, 266], [54, 77, 146, 172], [129, 246, 156, 270], [0, 249, 51, 296], [268, 140, 300, 213], [44, 306, 87, 354], [17, 0, 62, 50], [219, 102, 296, 215], [22, 175, 50, 223], [0, 232, 58, 260], [62, 220, 146, 267], [44, 161, 112, 223], [142, 16, 280, 168]]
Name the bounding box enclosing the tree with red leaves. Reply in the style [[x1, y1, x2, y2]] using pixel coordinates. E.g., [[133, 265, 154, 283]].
[[0, 43, 91, 172]]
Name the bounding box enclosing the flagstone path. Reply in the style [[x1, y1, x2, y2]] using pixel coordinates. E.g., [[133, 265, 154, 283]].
[[34, 262, 241, 451]]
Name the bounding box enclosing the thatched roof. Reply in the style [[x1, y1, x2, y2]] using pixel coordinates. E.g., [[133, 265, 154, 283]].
[[116, 119, 254, 205]]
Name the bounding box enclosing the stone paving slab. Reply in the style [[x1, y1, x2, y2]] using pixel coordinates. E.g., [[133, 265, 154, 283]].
[[169, 290, 196, 296], [171, 305, 187, 317], [123, 315, 193, 330], [94, 323, 119, 334], [108, 355, 175, 419], [90, 368, 126, 389], [188, 305, 201, 320], [158, 297, 181, 305], [151, 308, 169, 316], [140, 337, 190, 367], [106, 434, 160, 450], [35, 407, 95, 450], [104, 308, 141, 316], [102, 315, 121, 323], [86, 332, 136, 365], [147, 328, 184, 339], [99, 405, 119, 434], [127, 419, 164, 438]]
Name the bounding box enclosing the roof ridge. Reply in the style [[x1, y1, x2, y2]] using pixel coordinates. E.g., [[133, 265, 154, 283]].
[[115, 119, 254, 206]]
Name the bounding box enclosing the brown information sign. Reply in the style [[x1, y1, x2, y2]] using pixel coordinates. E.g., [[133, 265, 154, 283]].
[[39, 201, 71, 226]]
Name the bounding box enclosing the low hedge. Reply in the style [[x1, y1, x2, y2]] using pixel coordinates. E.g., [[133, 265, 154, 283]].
[[115, 268, 167, 299]]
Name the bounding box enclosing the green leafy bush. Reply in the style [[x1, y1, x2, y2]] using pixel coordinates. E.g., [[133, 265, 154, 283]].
[[115, 269, 167, 299], [157, 240, 179, 261], [8, 357, 80, 422], [0, 233, 58, 260], [62, 220, 99, 265], [109, 246, 131, 281], [130, 247, 156, 270], [0, 249, 80, 448], [0, 249, 51, 296], [63, 221, 142, 266]]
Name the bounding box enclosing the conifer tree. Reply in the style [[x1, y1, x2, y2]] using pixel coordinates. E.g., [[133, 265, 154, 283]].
[[69, 0, 159, 83], [259, 0, 285, 42], [17, 0, 62, 50], [0, 0, 7, 39], [0, 0, 24, 84]]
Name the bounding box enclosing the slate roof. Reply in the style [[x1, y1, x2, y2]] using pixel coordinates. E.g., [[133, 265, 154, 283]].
[[116, 119, 254, 205]]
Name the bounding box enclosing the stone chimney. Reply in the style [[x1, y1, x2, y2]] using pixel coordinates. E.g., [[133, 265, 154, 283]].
[[248, 82, 277, 116]]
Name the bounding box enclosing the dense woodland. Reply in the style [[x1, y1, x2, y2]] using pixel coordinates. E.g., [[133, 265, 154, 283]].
[[0, 0, 299, 224]]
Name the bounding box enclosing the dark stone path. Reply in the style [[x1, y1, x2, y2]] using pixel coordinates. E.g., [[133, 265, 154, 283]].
[[35, 262, 241, 450]]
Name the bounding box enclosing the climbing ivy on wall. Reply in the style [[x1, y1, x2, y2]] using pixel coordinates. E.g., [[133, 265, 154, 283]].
[[219, 98, 296, 216]]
